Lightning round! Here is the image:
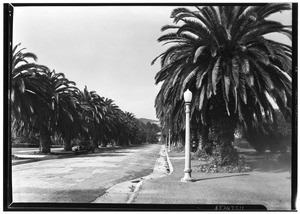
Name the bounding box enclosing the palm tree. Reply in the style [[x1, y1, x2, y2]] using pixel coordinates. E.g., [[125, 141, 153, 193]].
[[11, 44, 145, 153], [11, 44, 52, 153], [45, 70, 82, 151], [102, 98, 128, 147], [82, 89, 114, 148], [154, 4, 292, 165], [73, 86, 101, 144], [74, 87, 120, 148], [123, 112, 143, 145]]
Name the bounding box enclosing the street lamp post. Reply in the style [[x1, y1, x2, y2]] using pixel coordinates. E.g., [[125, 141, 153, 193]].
[[168, 129, 171, 152], [181, 89, 195, 182]]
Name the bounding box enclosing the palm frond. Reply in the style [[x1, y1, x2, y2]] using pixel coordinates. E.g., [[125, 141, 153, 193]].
[[211, 57, 221, 95], [193, 46, 206, 63], [161, 24, 180, 32]]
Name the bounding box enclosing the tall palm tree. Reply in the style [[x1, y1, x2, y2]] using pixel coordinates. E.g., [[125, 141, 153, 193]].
[[103, 98, 130, 146], [96, 97, 114, 147], [123, 112, 142, 145], [82, 89, 114, 148], [74, 87, 120, 148], [46, 70, 82, 151], [154, 4, 292, 165], [73, 86, 101, 144], [11, 44, 52, 153]]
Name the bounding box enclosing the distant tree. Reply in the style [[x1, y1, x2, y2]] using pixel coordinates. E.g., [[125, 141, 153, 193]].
[[145, 122, 160, 143]]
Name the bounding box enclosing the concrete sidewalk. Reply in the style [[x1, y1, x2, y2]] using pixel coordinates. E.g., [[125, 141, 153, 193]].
[[132, 148, 292, 211]]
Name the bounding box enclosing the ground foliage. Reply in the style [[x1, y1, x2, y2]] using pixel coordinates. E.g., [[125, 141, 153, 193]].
[[197, 156, 252, 173], [192, 145, 252, 173], [174, 144, 185, 154]]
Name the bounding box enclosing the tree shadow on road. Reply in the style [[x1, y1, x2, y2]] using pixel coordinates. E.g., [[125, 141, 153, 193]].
[[90, 153, 127, 157], [53, 147, 132, 158], [65, 152, 127, 159]]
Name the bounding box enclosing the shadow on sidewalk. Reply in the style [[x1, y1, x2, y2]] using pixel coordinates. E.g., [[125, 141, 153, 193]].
[[194, 173, 250, 182]]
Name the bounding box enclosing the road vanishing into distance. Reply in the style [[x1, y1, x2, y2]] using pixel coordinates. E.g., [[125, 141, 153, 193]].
[[12, 144, 161, 203]]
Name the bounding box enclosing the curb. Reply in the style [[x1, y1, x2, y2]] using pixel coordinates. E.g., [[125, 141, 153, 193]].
[[165, 147, 174, 174], [126, 178, 146, 203]]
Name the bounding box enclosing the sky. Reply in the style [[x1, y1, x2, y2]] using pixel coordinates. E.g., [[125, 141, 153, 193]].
[[12, 5, 292, 120]]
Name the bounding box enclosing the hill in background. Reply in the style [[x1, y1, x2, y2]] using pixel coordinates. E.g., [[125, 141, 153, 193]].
[[139, 118, 160, 125]]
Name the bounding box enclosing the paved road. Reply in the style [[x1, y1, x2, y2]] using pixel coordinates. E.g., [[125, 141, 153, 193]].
[[12, 144, 161, 203]]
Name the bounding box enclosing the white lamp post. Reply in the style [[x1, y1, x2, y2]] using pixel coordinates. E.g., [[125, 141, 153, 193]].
[[168, 129, 171, 152], [181, 89, 195, 182]]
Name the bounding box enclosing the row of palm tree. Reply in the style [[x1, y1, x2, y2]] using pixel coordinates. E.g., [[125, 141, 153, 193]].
[[154, 4, 292, 165], [11, 43, 146, 153]]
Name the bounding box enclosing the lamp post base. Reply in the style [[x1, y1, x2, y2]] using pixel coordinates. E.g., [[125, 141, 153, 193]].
[[181, 173, 195, 182]]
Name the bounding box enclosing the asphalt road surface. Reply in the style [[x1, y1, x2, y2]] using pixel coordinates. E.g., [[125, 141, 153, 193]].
[[12, 144, 161, 203]]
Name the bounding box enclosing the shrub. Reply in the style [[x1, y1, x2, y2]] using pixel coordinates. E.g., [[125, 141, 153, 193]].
[[192, 149, 210, 161], [173, 144, 185, 153], [197, 155, 252, 173], [197, 144, 252, 173], [11, 133, 40, 148]]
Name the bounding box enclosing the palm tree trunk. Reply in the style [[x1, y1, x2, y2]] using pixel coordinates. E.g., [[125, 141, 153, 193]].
[[176, 130, 185, 148], [209, 84, 238, 165], [198, 125, 213, 155], [39, 127, 51, 154]]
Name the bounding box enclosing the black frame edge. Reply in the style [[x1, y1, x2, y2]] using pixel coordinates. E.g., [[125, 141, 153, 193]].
[[291, 2, 298, 211], [3, 3, 13, 211]]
